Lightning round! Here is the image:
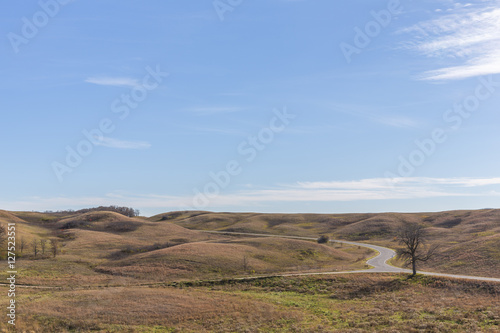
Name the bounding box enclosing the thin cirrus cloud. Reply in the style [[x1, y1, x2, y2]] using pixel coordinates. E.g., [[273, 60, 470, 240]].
[[326, 101, 420, 129], [4, 177, 500, 213], [85, 76, 139, 87], [400, 2, 500, 80], [180, 125, 246, 136], [375, 116, 420, 129], [217, 176, 500, 204], [139, 176, 500, 207], [95, 137, 152, 150], [296, 177, 500, 190], [186, 106, 248, 115]]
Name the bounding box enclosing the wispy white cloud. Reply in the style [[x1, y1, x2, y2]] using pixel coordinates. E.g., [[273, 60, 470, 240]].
[[85, 76, 139, 87], [0, 194, 184, 213], [5, 177, 500, 213], [179, 125, 246, 136], [325, 102, 421, 129], [95, 137, 152, 150], [419, 54, 500, 81], [400, 2, 500, 80], [297, 177, 500, 190], [180, 176, 500, 206], [186, 106, 247, 115], [374, 116, 420, 129], [219, 177, 500, 204]]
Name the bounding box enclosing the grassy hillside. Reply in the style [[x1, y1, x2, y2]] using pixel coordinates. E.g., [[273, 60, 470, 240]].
[[162, 209, 500, 278], [2, 274, 498, 332], [0, 210, 372, 286], [1, 208, 499, 332], [2, 208, 498, 284], [0, 210, 53, 252], [99, 237, 373, 281]]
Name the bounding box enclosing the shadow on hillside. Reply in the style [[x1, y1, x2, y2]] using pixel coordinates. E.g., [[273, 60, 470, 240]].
[[330, 278, 405, 300]]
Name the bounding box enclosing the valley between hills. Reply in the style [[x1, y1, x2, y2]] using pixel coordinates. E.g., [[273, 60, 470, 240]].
[[0, 208, 498, 332]]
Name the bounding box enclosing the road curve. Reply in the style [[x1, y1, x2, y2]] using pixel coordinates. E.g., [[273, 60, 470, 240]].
[[200, 230, 500, 283]]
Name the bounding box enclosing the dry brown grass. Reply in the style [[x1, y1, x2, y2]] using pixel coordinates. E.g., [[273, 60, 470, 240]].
[[2, 286, 299, 332], [168, 209, 500, 278], [0, 210, 28, 223], [0, 210, 53, 256], [2, 209, 499, 332], [2, 274, 499, 332], [4, 208, 499, 289], [3, 210, 373, 287], [98, 237, 373, 282]]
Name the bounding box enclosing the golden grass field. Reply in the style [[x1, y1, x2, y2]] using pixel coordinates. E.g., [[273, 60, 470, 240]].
[[1, 274, 499, 332], [166, 209, 500, 278], [0, 208, 499, 332]]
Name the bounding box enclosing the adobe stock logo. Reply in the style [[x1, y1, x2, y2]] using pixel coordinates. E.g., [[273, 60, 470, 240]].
[[52, 65, 168, 183], [213, 0, 243, 21], [190, 107, 296, 209], [339, 0, 402, 64], [385, 75, 500, 181], [7, 0, 72, 54]]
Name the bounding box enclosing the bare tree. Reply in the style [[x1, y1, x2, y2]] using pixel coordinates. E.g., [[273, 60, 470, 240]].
[[0, 225, 6, 259], [32, 239, 39, 258], [50, 239, 59, 258], [40, 239, 47, 255], [242, 256, 248, 272], [0, 224, 6, 245], [19, 237, 26, 254], [396, 223, 437, 276], [73, 206, 140, 217]]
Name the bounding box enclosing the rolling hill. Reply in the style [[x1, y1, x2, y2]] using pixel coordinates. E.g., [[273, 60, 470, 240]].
[[1, 208, 499, 332], [153, 209, 500, 278], [0, 209, 372, 286]]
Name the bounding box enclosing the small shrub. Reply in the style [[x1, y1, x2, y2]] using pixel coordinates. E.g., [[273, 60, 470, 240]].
[[317, 235, 330, 244]]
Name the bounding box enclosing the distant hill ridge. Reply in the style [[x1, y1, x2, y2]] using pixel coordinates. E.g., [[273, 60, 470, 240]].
[[149, 208, 500, 278], [1, 208, 499, 278]]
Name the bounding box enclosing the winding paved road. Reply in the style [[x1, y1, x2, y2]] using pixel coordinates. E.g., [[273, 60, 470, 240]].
[[1, 230, 498, 290], [201, 230, 500, 283]]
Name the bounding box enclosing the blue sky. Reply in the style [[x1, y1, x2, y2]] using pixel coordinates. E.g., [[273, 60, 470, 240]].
[[1, 0, 500, 216]]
